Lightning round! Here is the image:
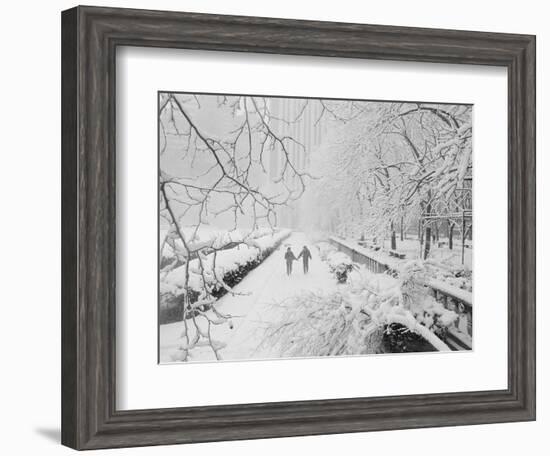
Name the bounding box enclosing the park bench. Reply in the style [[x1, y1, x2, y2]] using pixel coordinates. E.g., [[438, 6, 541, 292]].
[[389, 249, 406, 259]]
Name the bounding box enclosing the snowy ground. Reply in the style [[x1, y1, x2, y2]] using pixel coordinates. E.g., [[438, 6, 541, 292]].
[[356, 236, 472, 292], [160, 232, 339, 363], [379, 237, 472, 270]]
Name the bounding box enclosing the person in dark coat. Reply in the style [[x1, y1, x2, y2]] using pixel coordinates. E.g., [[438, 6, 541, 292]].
[[298, 245, 312, 274], [284, 247, 296, 276]]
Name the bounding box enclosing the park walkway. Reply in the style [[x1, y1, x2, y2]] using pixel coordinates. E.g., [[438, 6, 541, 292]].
[[159, 232, 338, 362]]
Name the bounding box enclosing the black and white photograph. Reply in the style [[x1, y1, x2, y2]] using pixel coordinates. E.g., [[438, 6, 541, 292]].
[[0, 0, 543, 453], [158, 92, 473, 363]]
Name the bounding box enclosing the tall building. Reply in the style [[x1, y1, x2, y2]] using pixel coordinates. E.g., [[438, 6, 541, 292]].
[[267, 97, 326, 228]]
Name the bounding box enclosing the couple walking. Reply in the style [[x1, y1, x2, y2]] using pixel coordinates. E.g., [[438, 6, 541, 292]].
[[284, 245, 312, 276]]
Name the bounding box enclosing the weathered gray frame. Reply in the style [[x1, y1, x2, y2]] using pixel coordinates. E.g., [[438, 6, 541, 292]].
[[61, 5, 536, 450]]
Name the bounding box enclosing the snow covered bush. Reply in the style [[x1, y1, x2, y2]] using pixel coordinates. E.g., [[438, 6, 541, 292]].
[[160, 229, 291, 324], [351, 261, 458, 342], [263, 260, 458, 357], [326, 251, 356, 283], [160, 227, 283, 269]]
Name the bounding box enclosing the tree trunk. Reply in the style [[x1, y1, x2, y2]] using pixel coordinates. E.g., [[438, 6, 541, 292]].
[[424, 226, 431, 259], [391, 221, 397, 250], [400, 216, 404, 241], [423, 201, 432, 259], [449, 224, 454, 250]]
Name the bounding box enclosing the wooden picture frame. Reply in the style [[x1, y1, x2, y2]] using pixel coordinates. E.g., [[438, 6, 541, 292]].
[[61, 5, 536, 450]]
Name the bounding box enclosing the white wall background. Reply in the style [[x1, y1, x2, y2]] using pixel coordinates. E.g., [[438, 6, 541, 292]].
[[0, 0, 545, 454]]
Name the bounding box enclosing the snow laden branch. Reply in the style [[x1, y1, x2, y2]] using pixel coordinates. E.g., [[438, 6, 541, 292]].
[[158, 92, 316, 360], [302, 101, 472, 256], [262, 260, 457, 357]]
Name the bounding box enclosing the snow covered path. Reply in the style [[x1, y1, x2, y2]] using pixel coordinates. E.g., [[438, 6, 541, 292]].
[[160, 232, 338, 363]]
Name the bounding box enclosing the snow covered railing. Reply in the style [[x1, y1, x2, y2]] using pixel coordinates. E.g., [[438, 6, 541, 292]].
[[426, 279, 472, 350], [328, 236, 399, 274], [328, 236, 472, 350], [425, 279, 472, 309]]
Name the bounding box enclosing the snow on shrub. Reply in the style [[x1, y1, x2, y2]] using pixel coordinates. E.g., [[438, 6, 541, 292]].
[[160, 229, 290, 323], [327, 251, 352, 268], [351, 261, 457, 342], [263, 260, 458, 356], [326, 251, 356, 283], [160, 226, 284, 265]]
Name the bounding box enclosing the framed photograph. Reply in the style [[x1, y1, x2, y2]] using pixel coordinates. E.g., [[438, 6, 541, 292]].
[[61, 5, 536, 450]]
